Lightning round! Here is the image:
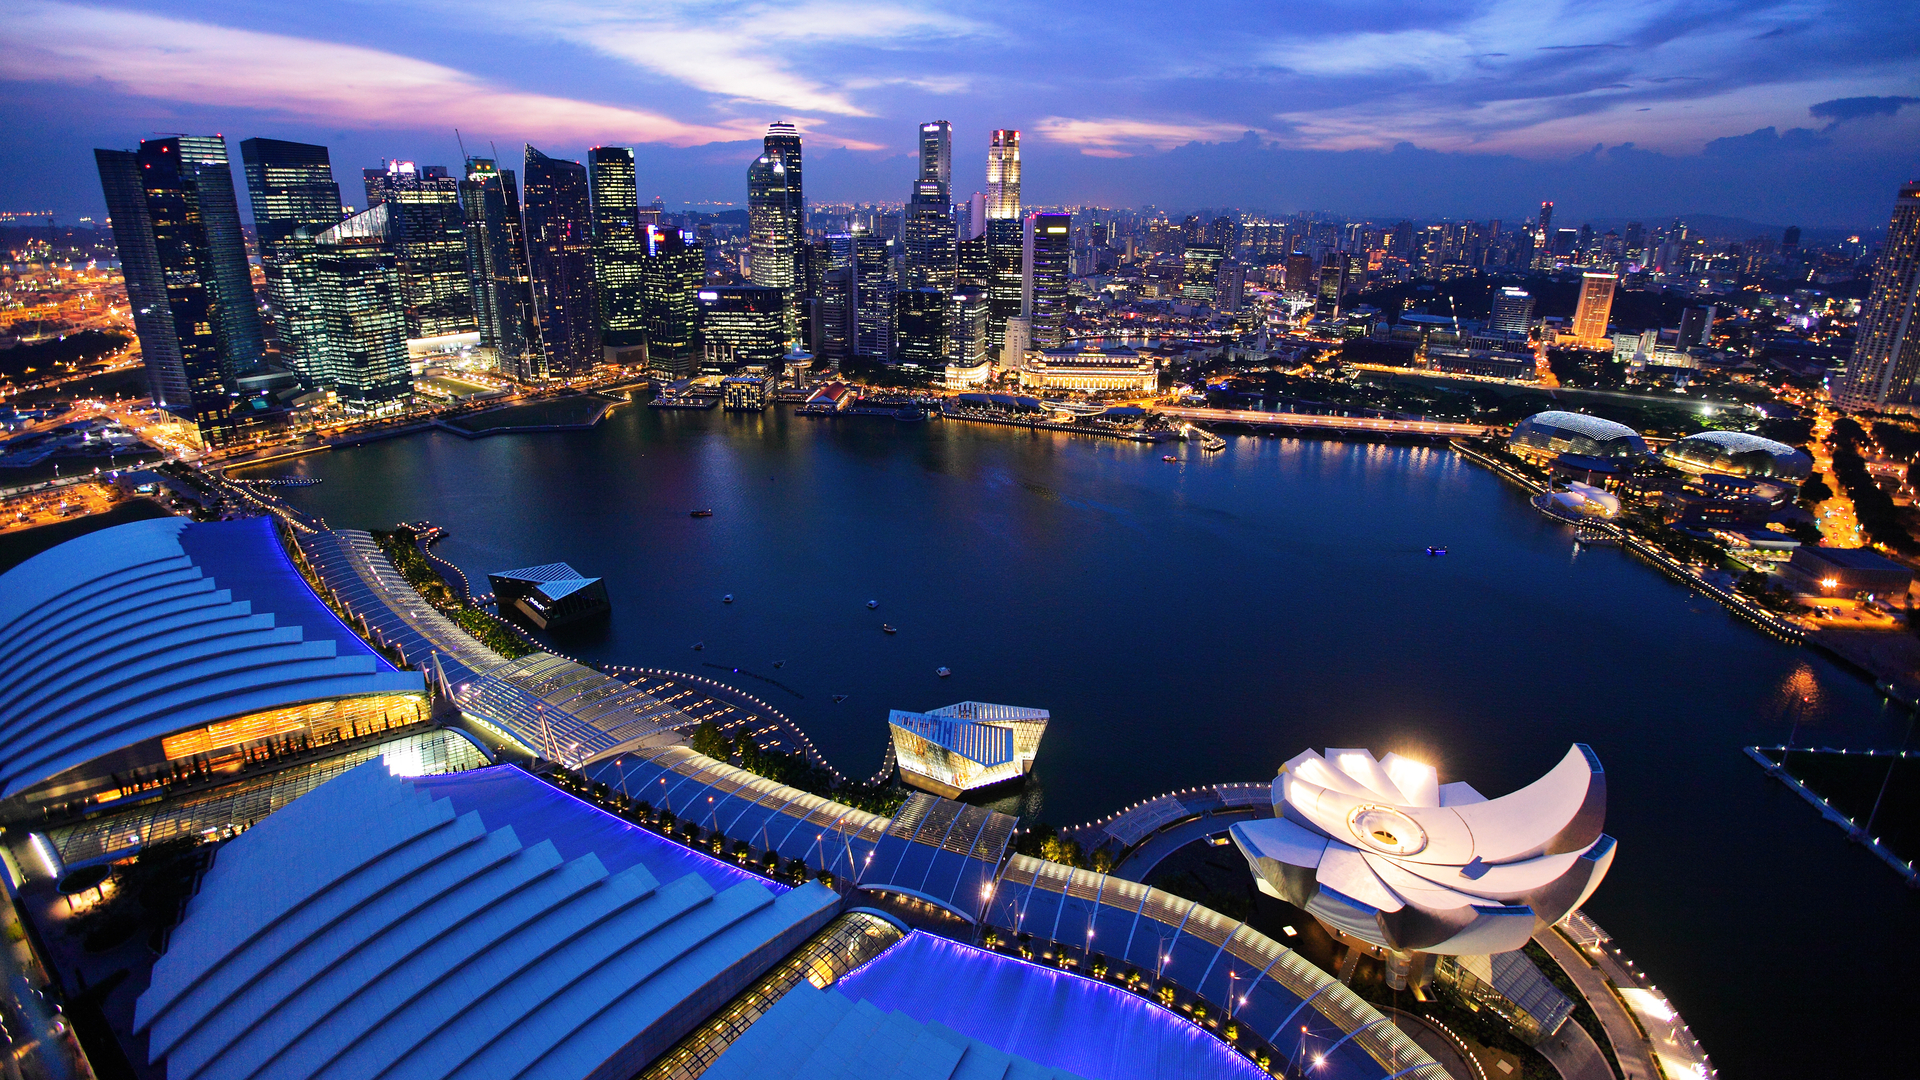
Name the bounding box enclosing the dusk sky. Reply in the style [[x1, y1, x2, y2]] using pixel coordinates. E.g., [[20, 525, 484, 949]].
[[2, 0, 1916, 228]]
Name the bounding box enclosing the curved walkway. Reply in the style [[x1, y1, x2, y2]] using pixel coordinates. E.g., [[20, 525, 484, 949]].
[[1532, 927, 1654, 1080], [1108, 808, 1265, 882]]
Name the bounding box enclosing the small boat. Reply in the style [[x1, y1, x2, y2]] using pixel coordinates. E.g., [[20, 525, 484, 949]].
[[866, 600, 879, 609], [1426, 546, 1447, 556], [772, 660, 786, 669], [722, 594, 733, 604], [690, 509, 713, 518], [692, 641, 704, 650], [832, 694, 848, 703], [882, 624, 897, 634], [936, 667, 951, 677], [1163, 455, 1178, 463]]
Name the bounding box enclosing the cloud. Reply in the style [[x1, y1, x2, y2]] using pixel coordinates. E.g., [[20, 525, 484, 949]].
[[0, 0, 749, 145], [1809, 95, 1920, 130], [1033, 117, 1262, 157], [1702, 125, 1832, 158], [417, 0, 978, 119]]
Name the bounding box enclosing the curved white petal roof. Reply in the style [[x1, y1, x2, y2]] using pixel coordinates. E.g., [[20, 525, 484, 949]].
[[1232, 745, 1615, 955], [137, 763, 839, 1080], [0, 517, 423, 799]]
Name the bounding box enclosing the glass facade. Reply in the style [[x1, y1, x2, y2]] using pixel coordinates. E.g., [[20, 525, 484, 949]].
[[590, 146, 647, 350], [307, 205, 413, 412], [523, 145, 602, 376], [460, 158, 539, 379], [1022, 212, 1072, 349], [638, 226, 703, 379], [364, 161, 475, 339], [240, 138, 342, 387]]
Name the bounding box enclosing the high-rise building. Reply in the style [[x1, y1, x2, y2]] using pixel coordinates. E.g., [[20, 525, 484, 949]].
[[986, 220, 1023, 353], [1570, 272, 1616, 344], [1285, 252, 1314, 294], [459, 158, 538, 379], [589, 146, 647, 358], [949, 287, 989, 371], [919, 121, 952, 193], [1678, 306, 1715, 348], [748, 123, 804, 342], [895, 288, 949, 369], [1181, 245, 1223, 304], [364, 162, 474, 339], [1315, 254, 1349, 318], [853, 234, 896, 363], [1022, 212, 1071, 349], [239, 138, 342, 387], [1837, 183, 1920, 410], [1491, 287, 1535, 336], [305, 204, 411, 413], [817, 233, 857, 366], [904, 179, 956, 292], [964, 192, 987, 241], [695, 285, 785, 374], [95, 135, 266, 444], [637, 225, 703, 379], [522, 145, 601, 377], [986, 130, 1021, 221], [1538, 201, 1554, 239]]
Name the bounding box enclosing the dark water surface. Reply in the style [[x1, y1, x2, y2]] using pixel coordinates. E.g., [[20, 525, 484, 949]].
[[262, 405, 1918, 1079]]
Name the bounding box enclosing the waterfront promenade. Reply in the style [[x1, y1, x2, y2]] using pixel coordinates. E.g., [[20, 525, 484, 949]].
[[1159, 407, 1492, 438]]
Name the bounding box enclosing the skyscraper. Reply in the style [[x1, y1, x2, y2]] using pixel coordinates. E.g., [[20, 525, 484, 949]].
[[522, 145, 601, 377], [1571, 272, 1616, 344], [817, 234, 856, 366], [305, 204, 411, 413], [1315, 254, 1349, 318], [895, 288, 949, 369], [748, 123, 805, 342], [1491, 287, 1535, 336], [95, 135, 266, 445], [853, 234, 896, 363], [638, 225, 703, 379], [589, 146, 646, 359], [919, 122, 952, 192], [986, 130, 1021, 221], [1182, 244, 1223, 304], [1022, 212, 1071, 349], [695, 286, 785, 374], [1837, 182, 1920, 410], [364, 162, 474, 339], [240, 138, 341, 387], [904, 179, 956, 291], [459, 158, 538, 379]]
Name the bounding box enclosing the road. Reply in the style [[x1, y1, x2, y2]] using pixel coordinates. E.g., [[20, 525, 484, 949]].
[[1158, 406, 1492, 437]]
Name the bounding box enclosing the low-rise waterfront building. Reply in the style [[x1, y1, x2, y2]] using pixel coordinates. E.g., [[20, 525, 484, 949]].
[[1659, 430, 1813, 484], [488, 561, 611, 628], [721, 374, 772, 411], [888, 701, 1048, 798], [1020, 345, 1156, 392], [1780, 545, 1914, 597], [1508, 411, 1648, 465]]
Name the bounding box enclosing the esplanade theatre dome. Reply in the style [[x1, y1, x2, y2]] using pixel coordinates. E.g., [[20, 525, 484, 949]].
[[1659, 430, 1814, 482], [1508, 411, 1648, 461]]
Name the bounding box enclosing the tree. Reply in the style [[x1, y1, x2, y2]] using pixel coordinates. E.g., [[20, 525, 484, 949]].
[[1040, 832, 1084, 867], [689, 720, 733, 762]]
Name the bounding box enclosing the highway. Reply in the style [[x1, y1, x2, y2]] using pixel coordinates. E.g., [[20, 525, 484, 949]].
[[1158, 406, 1493, 437]]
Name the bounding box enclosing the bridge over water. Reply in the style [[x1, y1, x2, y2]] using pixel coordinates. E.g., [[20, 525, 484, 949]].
[[1159, 406, 1493, 439]]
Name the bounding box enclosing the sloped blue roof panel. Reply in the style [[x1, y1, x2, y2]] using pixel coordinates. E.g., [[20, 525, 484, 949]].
[[888, 711, 1014, 769], [534, 577, 601, 602], [491, 563, 586, 585], [137, 763, 839, 1080], [0, 517, 420, 798]]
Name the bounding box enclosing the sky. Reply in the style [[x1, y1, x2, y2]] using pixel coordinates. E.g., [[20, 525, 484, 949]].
[[1, 0, 1916, 229]]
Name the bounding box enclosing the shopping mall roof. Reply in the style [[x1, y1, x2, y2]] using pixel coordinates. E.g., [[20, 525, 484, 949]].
[[135, 762, 838, 1080], [0, 517, 422, 799]]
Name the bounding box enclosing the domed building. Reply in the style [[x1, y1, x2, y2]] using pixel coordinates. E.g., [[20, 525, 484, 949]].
[[1659, 430, 1813, 483], [1508, 411, 1648, 465]]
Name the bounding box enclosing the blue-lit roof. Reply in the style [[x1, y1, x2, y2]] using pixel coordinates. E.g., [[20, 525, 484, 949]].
[[535, 576, 601, 602], [836, 933, 1264, 1080], [705, 976, 1091, 1080], [136, 762, 839, 1080], [0, 517, 421, 798], [492, 562, 590, 584], [889, 710, 1015, 768]]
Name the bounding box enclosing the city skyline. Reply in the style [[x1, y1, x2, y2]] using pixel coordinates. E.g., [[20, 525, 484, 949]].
[[1, 0, 1916, 225]]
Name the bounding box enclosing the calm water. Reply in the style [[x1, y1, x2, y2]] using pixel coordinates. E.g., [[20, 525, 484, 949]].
[[264, 405, 1918, 1079]]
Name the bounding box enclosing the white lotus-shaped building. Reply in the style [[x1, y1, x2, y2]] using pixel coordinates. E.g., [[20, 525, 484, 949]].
[[1230, 745, 1615, 957]]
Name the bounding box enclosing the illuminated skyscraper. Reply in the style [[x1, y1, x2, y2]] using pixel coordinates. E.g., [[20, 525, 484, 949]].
[[919, 121, 952, 192], [1571, 272, 1616, 344], [522, 145, 601, 376], [1491, 287, 1535, 336], [589, 146, 646, 357], [239, 137, 341, 387], [985, 130, 1021, 221], [1316, 254, 1350, 317], [1838, 182, 1920, 410], [364, 162, 474, 339], [695, 286, 785, 374], [1022, 212, 1071, 349], [1181, 244, 1223, 304], [895, 288, 949, 369], [748, 123, 805, 342], [459, 158, 538, 379], [94, 135, 265, 445], [904, 179, 956, 292], [637, 225, 703, 379], [853, 234, 895, 363], [304, 204, 412, 413]]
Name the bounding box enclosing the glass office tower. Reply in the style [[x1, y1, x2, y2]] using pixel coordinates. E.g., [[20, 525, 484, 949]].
[[1021, 212, 1071, 349], [364, 162, 474, 339], [638, 226, 703, 380], [240, 138, 342, 387], [459, 158, 539, 379], [304, 205, 412, 413], [523, 146, 602, 377], [589, 146, 646, 356]]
